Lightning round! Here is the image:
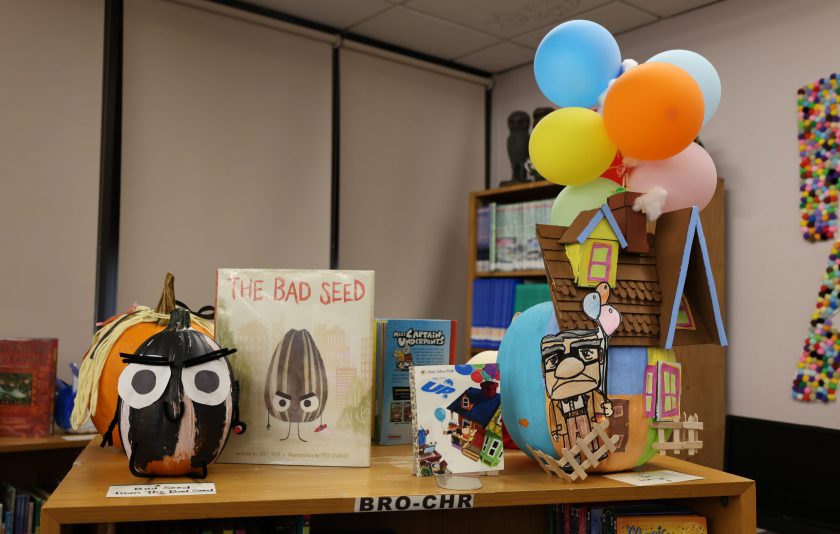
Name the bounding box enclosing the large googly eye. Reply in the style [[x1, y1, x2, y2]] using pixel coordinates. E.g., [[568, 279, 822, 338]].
[[299, 393, 320, 413], [118, 363, 171, 409], [182, 358, 231, 406], [274, 392, 291, 413]]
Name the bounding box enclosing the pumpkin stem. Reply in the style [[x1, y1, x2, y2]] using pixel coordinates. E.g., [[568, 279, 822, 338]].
[[155, 272, 177, 323]]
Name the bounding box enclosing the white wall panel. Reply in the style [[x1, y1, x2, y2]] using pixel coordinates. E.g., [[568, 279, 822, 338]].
[[339, 49, 485, 351], [0, 0, 103, 379], [119, 0, 332, 312]]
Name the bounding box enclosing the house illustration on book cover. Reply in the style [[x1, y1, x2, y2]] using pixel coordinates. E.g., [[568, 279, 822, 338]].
[[446, 381, 503, 467]]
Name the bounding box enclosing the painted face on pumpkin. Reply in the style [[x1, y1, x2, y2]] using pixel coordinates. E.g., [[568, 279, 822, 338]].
[[113, 307, 237, 479], [541, 329, 604, 400]]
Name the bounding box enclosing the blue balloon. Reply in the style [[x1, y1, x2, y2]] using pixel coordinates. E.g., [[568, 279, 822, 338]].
[[534, 20, 621, 109], [582, 292, 601, 320], [434, 407, 446, 422], [647, 49, 720, 125], [454, 364, 473, 375]]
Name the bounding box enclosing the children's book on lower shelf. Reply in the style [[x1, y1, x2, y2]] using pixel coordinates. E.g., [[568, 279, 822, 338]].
[[549, 502, 706, 534], [373, 319, 456, 445], [215, 269, 375, 467], [0, 338, 57, 437], [409, 363, 503, 476]]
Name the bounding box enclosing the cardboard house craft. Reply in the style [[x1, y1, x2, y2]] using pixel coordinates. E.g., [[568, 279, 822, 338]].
[[536, 192, 727, 349]]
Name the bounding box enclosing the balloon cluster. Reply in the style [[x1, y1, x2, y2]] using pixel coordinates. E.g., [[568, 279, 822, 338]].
[[530, 20, 721, 223], [455, 363, 500, 383]]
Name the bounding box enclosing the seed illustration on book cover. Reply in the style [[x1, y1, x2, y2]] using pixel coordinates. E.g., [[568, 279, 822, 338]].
[[264, 329, 329, 441]]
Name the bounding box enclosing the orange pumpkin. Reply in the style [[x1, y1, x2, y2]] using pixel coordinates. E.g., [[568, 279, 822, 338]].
[[72, 273, 212, 448]]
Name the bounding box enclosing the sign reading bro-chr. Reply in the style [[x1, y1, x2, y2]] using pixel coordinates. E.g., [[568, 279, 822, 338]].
[[354, 494, 474, 513]]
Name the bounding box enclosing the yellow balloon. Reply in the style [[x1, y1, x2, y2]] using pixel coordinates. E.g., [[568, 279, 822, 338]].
[[529, 107, 617, 186]]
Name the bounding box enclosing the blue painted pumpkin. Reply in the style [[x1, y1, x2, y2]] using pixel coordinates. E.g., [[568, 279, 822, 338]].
[[499, 302, 676, 473]]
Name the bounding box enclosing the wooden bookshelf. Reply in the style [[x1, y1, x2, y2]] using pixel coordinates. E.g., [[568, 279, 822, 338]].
[[41, 441, 754, 533], [0, 435, 95, 497], [474, 269, 546, 278], [465, 180, 561, 359]]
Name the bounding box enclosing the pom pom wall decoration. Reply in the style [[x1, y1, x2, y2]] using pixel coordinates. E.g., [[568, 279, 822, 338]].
[[798, 74, 840, 242]]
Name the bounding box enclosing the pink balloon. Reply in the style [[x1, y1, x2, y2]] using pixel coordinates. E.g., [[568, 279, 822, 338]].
[[626, 142, 717, 212], [599, 305, 621, 337]]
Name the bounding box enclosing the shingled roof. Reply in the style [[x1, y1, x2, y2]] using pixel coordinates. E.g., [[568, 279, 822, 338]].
[[536, 192, 727, 349], [538, 223, 662, 346]]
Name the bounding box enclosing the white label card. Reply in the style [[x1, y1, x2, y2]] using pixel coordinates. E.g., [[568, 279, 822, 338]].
[[354, 494, 473, 513], [106, 483, 217, 497], [603, 469, 703, 486]]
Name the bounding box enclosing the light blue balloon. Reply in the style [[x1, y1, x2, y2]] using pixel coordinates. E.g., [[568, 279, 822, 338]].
[[534, 20, 622, 109], [434, 407, 446, 422], [647, 49, 721, 125], [582, 292, 601, 320]]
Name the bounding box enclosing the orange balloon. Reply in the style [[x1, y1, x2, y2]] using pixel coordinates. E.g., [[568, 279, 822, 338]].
[[603, 62, 704, 160]]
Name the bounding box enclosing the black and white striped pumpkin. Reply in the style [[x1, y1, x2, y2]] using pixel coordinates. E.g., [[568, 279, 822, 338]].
[[112, 307, 238, 478]]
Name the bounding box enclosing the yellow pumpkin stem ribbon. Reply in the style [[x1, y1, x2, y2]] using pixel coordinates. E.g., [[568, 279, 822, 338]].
[[70, 306, 214, 430]]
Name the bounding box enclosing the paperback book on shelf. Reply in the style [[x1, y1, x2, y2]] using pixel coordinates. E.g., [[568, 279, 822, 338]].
[[373, 319, 456, 445], [0, 339, 57, 437], [215, 269, 374, 467], [409, 364, 503, 476], [613, 515, 707, 534]]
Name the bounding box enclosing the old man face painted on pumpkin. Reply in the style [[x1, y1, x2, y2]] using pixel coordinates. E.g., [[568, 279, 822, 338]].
[[264, 329, 328, 442], [104, 307, 239, 478], [541, 329, 604, 400]]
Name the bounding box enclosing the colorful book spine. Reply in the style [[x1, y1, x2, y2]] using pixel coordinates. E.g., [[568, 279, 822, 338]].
[[470, 279, 520, 350], [488, 202, 497, 272], [476, 205, 490, 273], [478, 198, 555, 274]]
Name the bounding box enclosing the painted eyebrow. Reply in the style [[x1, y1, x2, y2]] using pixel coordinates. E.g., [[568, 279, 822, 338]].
[[120, 348, 236, 367], [299, 392, 317, 400], [274, 391, 292, 400]]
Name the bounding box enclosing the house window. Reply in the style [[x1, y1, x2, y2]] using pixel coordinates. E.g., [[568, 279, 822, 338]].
[[461, 396, 471, 410], [485, 437, 501, 457], [579, 240, 618, 288], [587, 243, 612, 282], [643, 365, 657, 418], [657, 362, 681, 421], [676, 296, 696, 330]]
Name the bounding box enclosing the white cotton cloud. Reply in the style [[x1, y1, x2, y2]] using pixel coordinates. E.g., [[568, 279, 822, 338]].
[[632, 187, 668, 221], [621, 59, 639, 73], [598, 60, 638, 113]]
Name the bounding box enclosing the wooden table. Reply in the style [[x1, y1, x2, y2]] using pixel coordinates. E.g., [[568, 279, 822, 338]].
[[42, 443, 755, 533]]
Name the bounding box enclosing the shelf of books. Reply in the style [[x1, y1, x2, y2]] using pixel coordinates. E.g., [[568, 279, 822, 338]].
[[466, 181, 561, 356], [40, 441, 755, 534]]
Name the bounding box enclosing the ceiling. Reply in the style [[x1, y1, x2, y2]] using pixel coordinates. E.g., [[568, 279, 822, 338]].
[[241, 0, 723, 74]]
